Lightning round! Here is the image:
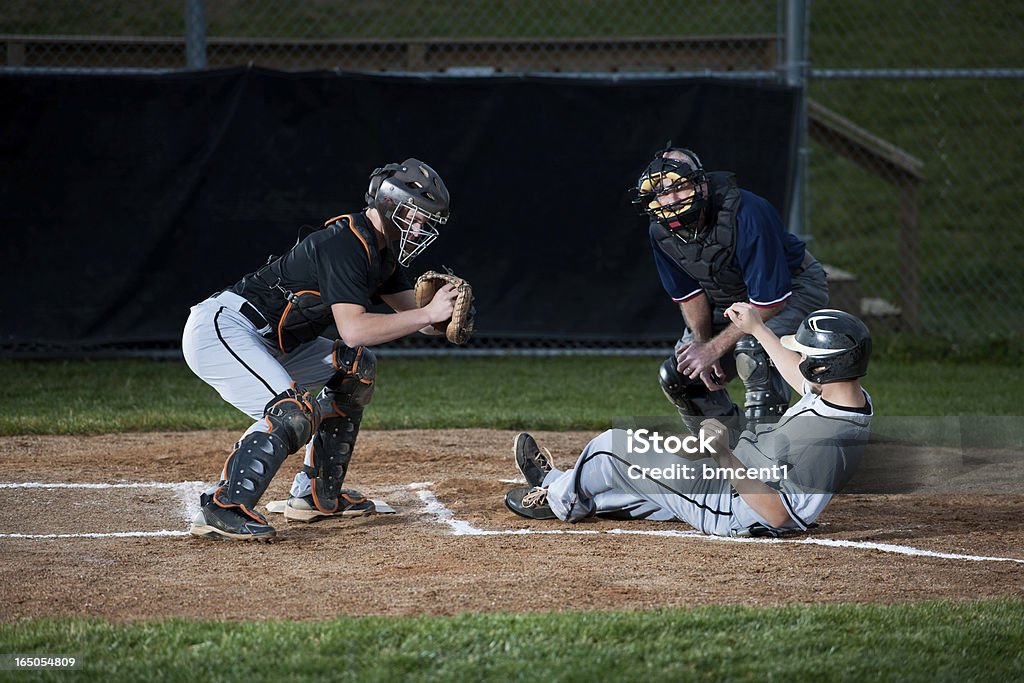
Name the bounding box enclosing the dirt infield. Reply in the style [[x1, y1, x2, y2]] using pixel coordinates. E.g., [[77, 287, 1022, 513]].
[[1, 429, 1022, 622]]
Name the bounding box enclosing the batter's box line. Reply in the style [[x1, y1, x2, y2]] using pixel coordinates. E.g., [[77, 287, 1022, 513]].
[[409, 484, 1024, 566], [0, 480, 208, 539], [0, 479, 413, 540]]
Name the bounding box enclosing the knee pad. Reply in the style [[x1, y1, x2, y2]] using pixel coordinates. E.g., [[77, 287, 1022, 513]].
[[325, 343, 376, 407], [734, 336, 790, 422], [658, 357, 739, 437], [263, 386, 321, 454], [658, 357, 738, 417], [658, 358, 700, 416]]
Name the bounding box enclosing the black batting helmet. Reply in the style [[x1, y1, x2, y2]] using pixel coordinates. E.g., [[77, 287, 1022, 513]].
[[781, 309, 872, 384]]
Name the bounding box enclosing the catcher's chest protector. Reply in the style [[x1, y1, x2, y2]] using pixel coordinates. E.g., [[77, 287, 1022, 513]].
[[238, 214, 397, 353]]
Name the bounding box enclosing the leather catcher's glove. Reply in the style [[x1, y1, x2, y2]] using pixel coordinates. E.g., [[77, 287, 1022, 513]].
[[414, 270, 475, 344]]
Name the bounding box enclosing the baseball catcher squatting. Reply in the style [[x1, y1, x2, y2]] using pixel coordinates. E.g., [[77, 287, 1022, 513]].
[[182, 159, 473, 541]]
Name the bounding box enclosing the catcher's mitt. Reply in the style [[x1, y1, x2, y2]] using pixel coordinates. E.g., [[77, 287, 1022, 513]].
[[414, 270, 475, 344]]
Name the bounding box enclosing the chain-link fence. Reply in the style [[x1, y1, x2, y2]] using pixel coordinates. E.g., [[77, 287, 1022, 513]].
[[3, 0, 1021, 343]]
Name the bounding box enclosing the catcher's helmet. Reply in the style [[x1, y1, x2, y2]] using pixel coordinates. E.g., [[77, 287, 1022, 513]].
[[632, 147, 710, 242], [365, 159, 450, 266], [781, 309, 872, 384]]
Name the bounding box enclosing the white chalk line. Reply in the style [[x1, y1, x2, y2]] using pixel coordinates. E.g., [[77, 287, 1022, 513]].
[[2, 530, 191, 539], [0, 480, 207, 539], [412, 485, 1024, 566], [3, 480, 1024, 566], [0, 481, 200, 489]]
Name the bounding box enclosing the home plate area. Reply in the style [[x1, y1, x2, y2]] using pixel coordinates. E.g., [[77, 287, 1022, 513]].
[[2, 478, 1022, 568], [0, 429, 1022, 620]]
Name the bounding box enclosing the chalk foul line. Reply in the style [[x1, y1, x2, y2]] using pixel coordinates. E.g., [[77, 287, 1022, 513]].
[[410, 484, 1024, 566], [2, 480, 1023, 566], [1, 530, 191, 539], [0, 481, 207, 539]]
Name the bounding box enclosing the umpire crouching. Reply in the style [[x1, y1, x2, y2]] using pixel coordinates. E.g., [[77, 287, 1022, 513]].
[[631, 145, 829, 436]]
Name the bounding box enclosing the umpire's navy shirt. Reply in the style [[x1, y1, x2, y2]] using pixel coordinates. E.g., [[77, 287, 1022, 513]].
[[650, 189, 806, 308]]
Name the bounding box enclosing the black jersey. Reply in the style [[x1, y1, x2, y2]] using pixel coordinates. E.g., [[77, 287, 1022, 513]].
[[231, 212, 412, 352]]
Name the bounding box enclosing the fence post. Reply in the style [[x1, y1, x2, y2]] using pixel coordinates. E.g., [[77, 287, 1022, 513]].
[[785, 0, 809, 241], [185, 0, 207, 69], [898, 177, 920, 330]]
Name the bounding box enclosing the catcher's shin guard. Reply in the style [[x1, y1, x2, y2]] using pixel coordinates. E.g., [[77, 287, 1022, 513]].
[[208, 431, 290, 524], [658, 357, 739, 436], [307, 344, 376, 514], [734, 335, 790, 431], [208, 387, 320, 523]]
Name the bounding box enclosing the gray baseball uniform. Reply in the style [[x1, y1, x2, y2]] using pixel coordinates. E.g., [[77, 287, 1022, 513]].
[[542, 384, 873, 536]]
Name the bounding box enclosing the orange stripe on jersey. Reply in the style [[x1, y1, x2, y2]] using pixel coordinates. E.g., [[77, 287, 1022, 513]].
[[347, 223, 372, 264], [322, 213, 351, 227], [322, 213, 372, 264], [276, 290, 321, 353]]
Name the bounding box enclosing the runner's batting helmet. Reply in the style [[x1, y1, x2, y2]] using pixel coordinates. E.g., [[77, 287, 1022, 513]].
[[781, 309, 872, 383]]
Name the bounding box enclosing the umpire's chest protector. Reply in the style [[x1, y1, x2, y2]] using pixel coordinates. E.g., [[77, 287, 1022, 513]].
[[650, 172, 749, 309]]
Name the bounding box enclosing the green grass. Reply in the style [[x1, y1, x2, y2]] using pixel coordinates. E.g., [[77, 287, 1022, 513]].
[[0, 354, 1019, 436], [1, 601, 1021, 682], [1, 360, 1020, 683]]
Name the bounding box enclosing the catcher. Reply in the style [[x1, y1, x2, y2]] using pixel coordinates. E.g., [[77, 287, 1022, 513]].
[[182, 158, 475, 541]]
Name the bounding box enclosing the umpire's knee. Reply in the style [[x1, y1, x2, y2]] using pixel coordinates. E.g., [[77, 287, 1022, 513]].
[[658, 357, 697, 414]]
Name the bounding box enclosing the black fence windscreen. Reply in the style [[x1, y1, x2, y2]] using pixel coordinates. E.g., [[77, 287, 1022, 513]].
[[0, 67, 797, 351]]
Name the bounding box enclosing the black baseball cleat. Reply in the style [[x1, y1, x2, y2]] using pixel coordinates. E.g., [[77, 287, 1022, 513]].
[[513, 432, 555, 488], [504, 486, 557, 520], [190, 503, 277, 541]]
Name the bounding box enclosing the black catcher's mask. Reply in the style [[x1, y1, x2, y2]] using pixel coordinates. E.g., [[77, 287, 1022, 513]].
[[632, 147, 710, 242]]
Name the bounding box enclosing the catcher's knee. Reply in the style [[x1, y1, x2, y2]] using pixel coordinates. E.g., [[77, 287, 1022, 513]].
[[326, 342, 376, 407], [263, 386, 321, 454], [734, 336, 789, 420]]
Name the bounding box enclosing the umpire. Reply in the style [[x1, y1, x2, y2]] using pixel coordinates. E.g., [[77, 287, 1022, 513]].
[[632, 145, 829, 435]]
